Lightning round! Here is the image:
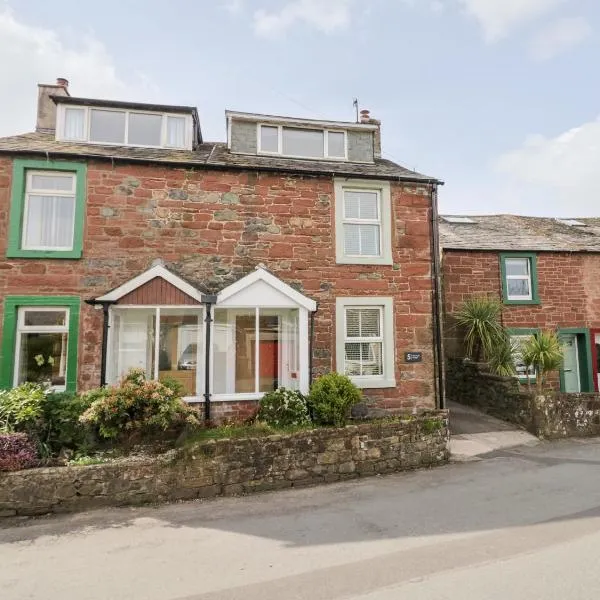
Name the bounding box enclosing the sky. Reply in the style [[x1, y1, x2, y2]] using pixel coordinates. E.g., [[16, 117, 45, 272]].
[[0, 0, 599, 217]]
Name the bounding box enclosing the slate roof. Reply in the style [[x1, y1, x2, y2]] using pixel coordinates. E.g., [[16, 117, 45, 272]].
[[440, 215, 600, 252], [0, 131, 438, 182]]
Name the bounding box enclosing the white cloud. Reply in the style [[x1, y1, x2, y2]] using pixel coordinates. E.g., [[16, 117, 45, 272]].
[[222, 0, 245, 16], [0, 7, 157, 137], [253, 0, 353, 38], [457, 0, 566, 42], [529, 16, 591, 60], [495, 117, 600, 214]]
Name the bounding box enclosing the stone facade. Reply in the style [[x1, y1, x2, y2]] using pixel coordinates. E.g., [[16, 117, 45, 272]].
[[0, 414, 449, 518], [0, 155, 437, 415]]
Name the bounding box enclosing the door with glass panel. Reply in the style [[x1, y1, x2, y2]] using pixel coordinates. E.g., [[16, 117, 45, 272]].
[[560, 334, 581, 392]]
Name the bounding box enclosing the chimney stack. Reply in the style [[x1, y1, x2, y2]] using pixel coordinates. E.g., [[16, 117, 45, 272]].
[[36, 77, 70, 133], [359, 109, 382, 159]]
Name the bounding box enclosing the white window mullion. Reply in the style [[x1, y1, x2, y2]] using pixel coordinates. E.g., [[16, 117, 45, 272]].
[[154, 307, 160, 380], [124, 110, 130, 145], [254, 307, 260, 394], [160, 114, 167, 148]]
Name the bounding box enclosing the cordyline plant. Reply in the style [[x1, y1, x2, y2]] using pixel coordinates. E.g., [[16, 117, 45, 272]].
[[521, 330, 563, 394], [454, 297, 506, 363], [487, 333, 519, 378]]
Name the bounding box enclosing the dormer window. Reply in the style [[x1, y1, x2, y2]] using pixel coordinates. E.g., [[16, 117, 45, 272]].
[[57, 105, 190, 149], [258, 124, 347, 160]]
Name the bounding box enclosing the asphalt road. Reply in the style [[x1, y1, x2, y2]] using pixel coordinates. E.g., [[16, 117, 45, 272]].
[[2, 438, 600, 600]]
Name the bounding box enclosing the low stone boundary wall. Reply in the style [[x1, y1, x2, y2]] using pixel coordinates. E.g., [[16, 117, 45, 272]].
[[0, 413, 449, 518], [446, 358, 533, 428], [447, 358, 600, 440], [532, 394, 600, 439]]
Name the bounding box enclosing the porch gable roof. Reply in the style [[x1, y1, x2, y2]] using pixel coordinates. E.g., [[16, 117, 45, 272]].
[[217, 265, 317, 311], [94, 262, 205, 304]]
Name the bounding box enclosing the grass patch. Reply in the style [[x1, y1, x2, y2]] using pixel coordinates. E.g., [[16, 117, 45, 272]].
[[67, 455, 110, 466], [183, 422, 316, 445]]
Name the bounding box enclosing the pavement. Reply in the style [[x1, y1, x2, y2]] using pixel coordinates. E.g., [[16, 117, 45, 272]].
[[448, 400, 539, 459], [3, 433, 600, 600]]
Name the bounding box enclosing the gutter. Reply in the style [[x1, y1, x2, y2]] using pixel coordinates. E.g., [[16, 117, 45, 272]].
[[0, 148, 444, 186], [429, 185, 446, 409], [84, 299, 116, 387]]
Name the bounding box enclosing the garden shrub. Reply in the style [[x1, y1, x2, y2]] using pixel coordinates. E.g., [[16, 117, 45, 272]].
[[80, 368, 200, 442], [41, 392, 95, 455], [308, 373, 362, 427], [159, 376, 186, 398], [0, 432, 38, 471], [256, 388, 310, 428], [0, 383, 45, 434]]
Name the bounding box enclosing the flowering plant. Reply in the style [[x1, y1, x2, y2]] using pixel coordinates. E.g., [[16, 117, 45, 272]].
[[80, 368, 200, 440]]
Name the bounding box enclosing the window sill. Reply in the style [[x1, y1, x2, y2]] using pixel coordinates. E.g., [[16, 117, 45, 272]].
[[336, 256, 393, 266], [7, 249, 82, 259], [503, 299, 540, 306], [183, 393, 265, 403], [349, 378, 396, 390]]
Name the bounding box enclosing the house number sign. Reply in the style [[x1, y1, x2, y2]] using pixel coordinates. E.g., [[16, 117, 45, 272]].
[[404, 352, 423, 363]]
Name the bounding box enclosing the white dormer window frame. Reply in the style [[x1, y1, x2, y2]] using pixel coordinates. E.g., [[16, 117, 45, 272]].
[[257, 124, 348, 161], [55, 105, 193, 150]]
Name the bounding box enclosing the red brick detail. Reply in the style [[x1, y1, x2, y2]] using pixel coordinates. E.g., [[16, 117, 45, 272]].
[[119, 277, 200, 305], [442, 249, 600, 389]]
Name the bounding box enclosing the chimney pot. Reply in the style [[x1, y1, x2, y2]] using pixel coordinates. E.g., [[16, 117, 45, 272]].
[[56, 77, 69, 89], [359, 109, 371, 123]]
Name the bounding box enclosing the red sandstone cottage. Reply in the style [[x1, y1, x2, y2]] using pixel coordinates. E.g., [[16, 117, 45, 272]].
[[440, 215, 600, 393], [0, 79, 444, 420]]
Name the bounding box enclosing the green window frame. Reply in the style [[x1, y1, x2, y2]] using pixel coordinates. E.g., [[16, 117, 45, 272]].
[[507, 328, 539, 383], [500, 252, 540, 305], [0, 296, 80, 392], [6, 159, 87, 258]]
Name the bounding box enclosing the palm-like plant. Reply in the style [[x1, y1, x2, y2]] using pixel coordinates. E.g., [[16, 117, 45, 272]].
[[521, 330, 563, 393], [488, 333, 519, 377], [454, 297, 505, 362]]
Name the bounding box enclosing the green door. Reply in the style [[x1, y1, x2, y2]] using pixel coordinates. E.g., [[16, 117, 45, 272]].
[[561, 334, 581, 392]]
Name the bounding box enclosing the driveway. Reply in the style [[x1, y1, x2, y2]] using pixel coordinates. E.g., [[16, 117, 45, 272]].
[[448, 400, 539, 458], [2, 438, 600, 599]]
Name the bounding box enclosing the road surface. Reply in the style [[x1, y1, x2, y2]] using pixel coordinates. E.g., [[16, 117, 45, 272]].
[[2, 438, 600, 599]]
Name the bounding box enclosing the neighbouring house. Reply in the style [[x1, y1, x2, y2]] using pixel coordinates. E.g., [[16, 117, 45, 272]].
[[0, 78, 444, 421], [440, 214, 600, 393]]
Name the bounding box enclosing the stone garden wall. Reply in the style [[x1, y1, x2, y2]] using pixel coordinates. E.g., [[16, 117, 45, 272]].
[[0, 413, 449, 518], [446, 358, 600, 439], [446, 358, 533, 428]]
